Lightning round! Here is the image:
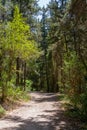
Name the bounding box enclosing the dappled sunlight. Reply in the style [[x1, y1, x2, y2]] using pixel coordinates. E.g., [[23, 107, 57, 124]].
[[0, 0, 86, 129], [0, 92, 78, 130]]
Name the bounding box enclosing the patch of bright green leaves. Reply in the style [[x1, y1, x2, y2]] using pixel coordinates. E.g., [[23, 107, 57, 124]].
[[7, 87, 30, 101]]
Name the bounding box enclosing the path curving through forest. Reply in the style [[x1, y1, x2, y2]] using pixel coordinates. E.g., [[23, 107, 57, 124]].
[[0, 92, 78, 130]]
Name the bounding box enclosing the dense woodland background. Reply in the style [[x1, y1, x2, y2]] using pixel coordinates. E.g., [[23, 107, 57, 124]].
[[0, 0, 87, 123]]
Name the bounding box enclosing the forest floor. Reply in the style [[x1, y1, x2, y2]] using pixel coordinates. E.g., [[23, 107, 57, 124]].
[[0, 92, 80, 130]]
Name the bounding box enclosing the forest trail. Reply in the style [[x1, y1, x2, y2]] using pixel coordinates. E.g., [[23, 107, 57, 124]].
[[0, 92, 78, 130]]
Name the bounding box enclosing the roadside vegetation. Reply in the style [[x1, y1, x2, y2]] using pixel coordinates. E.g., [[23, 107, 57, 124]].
[[0, 1, 87, 128]]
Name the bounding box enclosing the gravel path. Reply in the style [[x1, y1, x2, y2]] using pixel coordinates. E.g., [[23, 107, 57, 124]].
[[0, 92, 79, 130]]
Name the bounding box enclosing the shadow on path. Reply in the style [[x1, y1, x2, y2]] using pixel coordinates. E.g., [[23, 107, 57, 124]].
[[0, 92, 79, 130]]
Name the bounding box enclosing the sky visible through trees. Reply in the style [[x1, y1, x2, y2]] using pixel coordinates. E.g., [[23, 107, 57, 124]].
[[38, 0, 50, 7]]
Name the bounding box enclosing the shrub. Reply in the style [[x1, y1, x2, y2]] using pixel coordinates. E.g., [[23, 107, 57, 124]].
[[26, 80, 33, 91], [79, 93, 87, 120], [0, 105, 6, 118], [7, 87, 30, 101]]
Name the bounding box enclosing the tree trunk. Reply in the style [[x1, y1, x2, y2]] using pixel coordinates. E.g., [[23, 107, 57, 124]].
[[20, 61, 24, 86], [16, 57, 20, 86], [24, 62, 26, 91]]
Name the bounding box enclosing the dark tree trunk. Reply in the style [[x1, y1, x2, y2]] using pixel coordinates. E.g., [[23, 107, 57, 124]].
[[24, 62, 26, 91], [16, 57, 20, 86], [20, 61, 24, 86], [45, 56, 49, 92]]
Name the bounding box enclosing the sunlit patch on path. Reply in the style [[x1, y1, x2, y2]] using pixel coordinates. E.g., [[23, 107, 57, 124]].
[[0, 92, 78, 130]]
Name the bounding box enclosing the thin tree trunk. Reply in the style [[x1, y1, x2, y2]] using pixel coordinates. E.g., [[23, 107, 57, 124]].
[[24, 62, 26, 91], [20, 61, 24, 86], [16, 57, 20, 86], [45, 52, 49, 92]]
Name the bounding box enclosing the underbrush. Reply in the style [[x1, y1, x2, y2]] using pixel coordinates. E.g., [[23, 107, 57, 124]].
[[61, 93, 87, 130], [7, 87, 30, 101], [0, 86, 30, 118], [0, 105, 6, 118]]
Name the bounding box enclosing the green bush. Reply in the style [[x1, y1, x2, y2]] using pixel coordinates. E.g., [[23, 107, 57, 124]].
[[66, 92, 87, 121], [25, 80, 33, 91], [69, 94, 81, 108], [79, 93, 87, 120], [7, 87, 30, 101], [0, 105, 6, 118]]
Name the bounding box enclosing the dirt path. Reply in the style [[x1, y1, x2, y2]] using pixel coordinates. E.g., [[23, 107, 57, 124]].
[[0, 92, 79, 130]]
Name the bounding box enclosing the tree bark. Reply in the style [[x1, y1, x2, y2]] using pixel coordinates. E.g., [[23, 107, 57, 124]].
[[24, 62, 26, 91], [16, 57, 20, 86]]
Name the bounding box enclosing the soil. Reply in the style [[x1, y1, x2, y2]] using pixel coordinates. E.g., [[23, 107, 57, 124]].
[[0, 92, 80, 130]]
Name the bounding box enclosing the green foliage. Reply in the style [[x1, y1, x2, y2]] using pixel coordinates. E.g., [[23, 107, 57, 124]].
[[6, 5, 39, 60], [64, 92, 87, 122], [0, 105, 6, 118], [7, 87, 29, 101], [79, 93, 87, 120], [0, 0, 87, 126], [0, 5, 40, 101], [25, 80, 33, 91]]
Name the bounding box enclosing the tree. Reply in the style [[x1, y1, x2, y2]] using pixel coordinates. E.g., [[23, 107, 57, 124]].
[[0, 6, 39, 101], [40, 7, 50, 92], [11, 0, 40, 31]]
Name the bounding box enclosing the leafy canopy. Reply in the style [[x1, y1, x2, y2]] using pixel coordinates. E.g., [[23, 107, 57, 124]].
[[4, 5, 39, 60]]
